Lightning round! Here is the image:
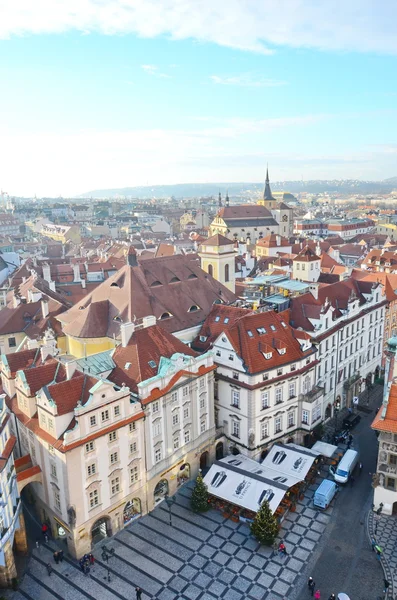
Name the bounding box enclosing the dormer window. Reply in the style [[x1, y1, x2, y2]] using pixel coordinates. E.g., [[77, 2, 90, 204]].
[[160, 312, 172, 320], [257, 327, 266, 334], [277, 348, 286, 355], [170, 277, 180, 283], [215, 316, 220, 322], [270, 325, 276, 331], [188, 305, 200, 312], [247, 330, 253, 337], [188, 273, 198, 279], [199, 336, 207, 342], [151, 280, 162, 287], [263, 352, 272, 359]]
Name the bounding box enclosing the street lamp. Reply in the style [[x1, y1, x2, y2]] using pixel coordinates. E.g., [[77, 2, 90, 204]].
[[165, 493, 176, 527], [334, 400, 341, 438]]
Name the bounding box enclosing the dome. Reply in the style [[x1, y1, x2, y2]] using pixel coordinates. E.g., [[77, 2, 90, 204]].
[[387, 334, 397, 351]]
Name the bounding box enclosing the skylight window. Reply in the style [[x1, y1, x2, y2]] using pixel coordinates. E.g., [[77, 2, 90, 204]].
[[148, 360, 156, 368], [270, 325, 276, 331], [215, 316, 220, 322], [281, 321, 287, 328], [224, 318, 229, 324], [257, 327, 266, 335], [247, 330, 253, 337], [188, 305, 200, 312]]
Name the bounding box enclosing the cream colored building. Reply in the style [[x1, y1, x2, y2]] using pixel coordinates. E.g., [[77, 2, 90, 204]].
[[198, 234, 236, 293]]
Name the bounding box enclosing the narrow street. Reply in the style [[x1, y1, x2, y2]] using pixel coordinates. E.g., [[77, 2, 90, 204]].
[[297, 387, 385, 600]]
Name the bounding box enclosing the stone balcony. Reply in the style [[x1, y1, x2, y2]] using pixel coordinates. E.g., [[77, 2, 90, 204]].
[[299, 385, 324, 404]]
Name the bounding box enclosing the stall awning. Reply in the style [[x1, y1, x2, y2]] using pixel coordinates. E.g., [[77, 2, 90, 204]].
[[311, 441, 338, 458], [203, 443, 317, 514]]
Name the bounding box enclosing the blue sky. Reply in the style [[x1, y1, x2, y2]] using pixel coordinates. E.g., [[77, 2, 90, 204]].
[[0, 0, 397, 196]]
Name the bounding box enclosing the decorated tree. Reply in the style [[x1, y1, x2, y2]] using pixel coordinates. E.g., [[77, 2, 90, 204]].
[[250, 500, 279, 546], [191, 472, 209, 513]]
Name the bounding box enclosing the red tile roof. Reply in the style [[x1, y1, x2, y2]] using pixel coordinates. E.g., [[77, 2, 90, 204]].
[[192, 305, 254, 352], [21, 361, 68, 394], [47, 374, 97, 415], [218, 205, 273, 219], [201, 234, 234, 246], [293, 246, 320, 262], [256, 234, 290, 248], [4, 348, 42, 376], [109, 325, 197, 392], [372, 383, 397, 432]]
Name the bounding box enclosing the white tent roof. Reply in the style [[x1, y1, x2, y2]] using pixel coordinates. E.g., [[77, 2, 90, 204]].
[[203, 444, 316, 514], [311, 441, 338, 458]]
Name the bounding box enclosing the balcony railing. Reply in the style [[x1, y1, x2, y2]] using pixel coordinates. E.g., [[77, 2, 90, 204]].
[[343, 372, 361, 389], [299, 385, 324, 404]]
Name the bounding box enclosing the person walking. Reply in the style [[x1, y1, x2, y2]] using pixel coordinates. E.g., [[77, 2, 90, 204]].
[[53, 551, 59, 564], [136, 587, 142, 600], [383, 579, 390, 594], [46, 563, 53, 576], [308, 577, 315, 596], [375, 545, 383, 561], [371, 538, 376, 551], [58, 550, 64, 563], [278, 541, 287, 556], [314, 590, 321, 600], [89, 553, 95, 567], [328, 594, 336, 600]]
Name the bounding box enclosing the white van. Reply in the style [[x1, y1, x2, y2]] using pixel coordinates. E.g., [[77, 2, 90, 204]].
[[330, 449, 359, 484], [313, 479, 339, 509]]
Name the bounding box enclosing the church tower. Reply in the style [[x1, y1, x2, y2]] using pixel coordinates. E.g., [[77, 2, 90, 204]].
[[198, 233, 236, 293], [258, 168, 278, 210]]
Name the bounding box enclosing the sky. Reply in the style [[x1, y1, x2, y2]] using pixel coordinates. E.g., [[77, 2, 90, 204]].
[[1, 0, 397, 197]]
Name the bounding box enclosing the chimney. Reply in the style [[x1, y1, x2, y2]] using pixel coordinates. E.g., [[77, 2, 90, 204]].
[[65, 359, 77, 380], [127, 245, 138, 267], [49, 280, 56, 292], [276, 235, 281, 247], [40, 345, 53, 363], [13, 294, 21, 308], [73, 263, 81, 282], [120, 322, 135, 347], [142, 315, 156, 328], [41, 299, 49, 318], [81, 278, 86, 289], [42, 263, 51, 283], [310, 284, 319, 300]]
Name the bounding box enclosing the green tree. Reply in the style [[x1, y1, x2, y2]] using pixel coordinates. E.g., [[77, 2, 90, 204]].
[[251, 500, 279, 546], [191, 472, 209, 512]]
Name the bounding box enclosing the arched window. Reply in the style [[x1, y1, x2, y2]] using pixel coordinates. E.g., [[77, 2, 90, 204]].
[[225, 264, 230, 282], [208, 264, 213, 277]]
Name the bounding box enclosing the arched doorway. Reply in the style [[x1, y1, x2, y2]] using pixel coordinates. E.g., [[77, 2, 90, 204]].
[[123, 499, 142, 526], [200, 451, 209, 470], [177, 464, 190, 486], [216, 442, 224, 460], [91, 516, 111, 545], [375, 366, 381, 380], [325, 404, 332, 419], [154, 479, 168, 504]]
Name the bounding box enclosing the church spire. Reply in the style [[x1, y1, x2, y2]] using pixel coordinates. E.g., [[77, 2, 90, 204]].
[[218, 191, 222, 207], [225, 190, 230, 207], [263, 165, 274, 201]]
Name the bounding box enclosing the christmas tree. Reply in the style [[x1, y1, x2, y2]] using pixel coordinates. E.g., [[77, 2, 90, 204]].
[[251, 499, 279, 546], [191, 472, 209, 512]]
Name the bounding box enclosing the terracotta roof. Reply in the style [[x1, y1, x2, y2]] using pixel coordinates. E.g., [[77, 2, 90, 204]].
[[320, 253, 339, 270], [201, 234, 234, 247], [58, 255, 236, 339], [289, 278, 381, 331], [372, 383, 397, 432], [351, 270, 397, 302], [21, 361, 68, 394], [192, 305, 254, 351], [256, 234, 290, 248], [338, 244, 366, 257], [155, 243, 175, 258], [218, 205, 273, 219], [293, 246, 320, 262], [3, 348, 43, 376], [109, 324, 197, 392], [221, 310, 314, 374], [0, 435, 17, 472], [47, 374, 98, 415]]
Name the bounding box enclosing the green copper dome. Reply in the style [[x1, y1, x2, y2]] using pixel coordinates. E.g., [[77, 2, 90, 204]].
[[387, 334, 397, 351]]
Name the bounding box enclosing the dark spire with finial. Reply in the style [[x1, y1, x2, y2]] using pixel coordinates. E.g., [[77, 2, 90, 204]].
[[218, 191, 222, 207], [263, 165, 274, 201], [225, 190, 230, 207]]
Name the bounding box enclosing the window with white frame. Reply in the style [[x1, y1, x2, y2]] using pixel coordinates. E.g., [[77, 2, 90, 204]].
[[152, 401, 159, 413], [184, 429, 190, 444], [275, 387, 283, 404], [302, 409, 309, 424], [261, 391, 269, 409], [90, 415, 97, 427], [200, 419, 206, 433], [288, 412, 294, 427], [313, 405, 321, 422], [183, 387, 188, 397], [155, 447, 162, 463], [232, 420, 240, 438], [108, 431, 117, 443], [89, 489, 99, 508], [183, 406, 189, 420], [173, 436, 180, 450], [172, 413, 179, 426], [130, 465, 139, 483], [101, 409, 109, 422], [231, 390, 240, 408], [110, 451, 118, 464], [54, 489, 61, 511], [199, 378, 205, 389], [129, 422, 136, 433], [303, 376, 311, 394], [260, 422, 269, 439], [87, 463, 96, 477], [289, 382, 296, 399], [171, 391, 178, 403], [48, 417, 54, 430], [50, 463, 57, 478], [129, 441, 137, 454], [85, 441, 95, 453], [153, 421, 161, 437], [41, 413, 47, 426], [48, 444, 55, 455], [111, 477, 120, 495], [274, 416, 282, 433], [114, 405, 120, 417], [233, 371, 239, 380]]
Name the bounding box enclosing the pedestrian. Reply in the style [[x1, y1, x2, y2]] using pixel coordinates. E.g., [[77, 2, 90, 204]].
[[53, 551, 59, 564], [383, 579, 390, 593], [278, 541, 287, 556], [371, 538, 376, 551], [41, 523, 48, 538], [314, 590, 321, 600], [35, 539, 40, 549], [83, 561, 90, 575], [89, 553, 95, 567], [46, 563, 52, 576], [308, 577, 315, 596], [136, 587, 142, 600], [375, 545, 383, 561], [328, 594, 336, 600], [58, 550, 64, 562]]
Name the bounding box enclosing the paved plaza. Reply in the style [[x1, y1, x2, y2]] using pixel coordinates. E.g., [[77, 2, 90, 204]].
[[13, 472, 332, 600]]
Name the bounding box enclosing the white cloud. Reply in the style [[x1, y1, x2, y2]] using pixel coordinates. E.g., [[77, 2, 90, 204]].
[[210, 74, 287, 87], [1, 0, 397, 54], [141, 64, 171, 78]]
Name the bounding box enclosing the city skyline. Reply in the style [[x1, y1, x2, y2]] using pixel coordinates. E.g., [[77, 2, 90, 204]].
[[1, 0, 397, 196]]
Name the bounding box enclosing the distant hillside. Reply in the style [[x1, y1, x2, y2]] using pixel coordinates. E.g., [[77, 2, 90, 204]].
[[78, 178, 397, 199]]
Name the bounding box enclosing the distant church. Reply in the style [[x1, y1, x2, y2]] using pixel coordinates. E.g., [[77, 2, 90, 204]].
[[209, 169, 293, 243]]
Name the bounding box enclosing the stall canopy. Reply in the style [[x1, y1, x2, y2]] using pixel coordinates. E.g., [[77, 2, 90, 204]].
[[203, 444, 317, 514], [311, 441, 338, 458]]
